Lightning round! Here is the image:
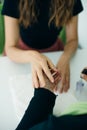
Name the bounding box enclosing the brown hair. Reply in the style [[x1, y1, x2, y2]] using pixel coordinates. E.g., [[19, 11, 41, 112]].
[[19, 0, 74, 27]]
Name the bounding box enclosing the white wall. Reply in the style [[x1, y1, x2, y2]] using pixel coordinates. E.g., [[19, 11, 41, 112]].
[[78, 0, 87, 48]]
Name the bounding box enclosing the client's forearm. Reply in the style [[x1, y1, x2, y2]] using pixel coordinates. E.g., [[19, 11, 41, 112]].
[[15, 88, 56, 130]]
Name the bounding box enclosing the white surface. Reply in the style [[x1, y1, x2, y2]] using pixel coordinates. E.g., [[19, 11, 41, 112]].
[[9, 74, 34, 121], [0, 49, 87, 130], [0, 58, 31, 130]]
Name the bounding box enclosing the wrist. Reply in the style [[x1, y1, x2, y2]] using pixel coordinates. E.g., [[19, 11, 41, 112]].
[[27, 50, 40, 62], [61, 52, 71, 62], [63, 41, 78, 60]]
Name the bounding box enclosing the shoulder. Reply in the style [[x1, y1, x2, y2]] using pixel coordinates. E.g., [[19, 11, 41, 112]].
[[73, 0, 84, 16], [1, 0, 19, 18]]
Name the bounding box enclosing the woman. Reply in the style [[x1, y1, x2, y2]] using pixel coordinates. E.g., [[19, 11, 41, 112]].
[[2, 0, 83, 92]]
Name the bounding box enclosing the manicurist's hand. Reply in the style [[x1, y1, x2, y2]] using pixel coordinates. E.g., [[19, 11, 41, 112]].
[[29, 51, 58, 88], [56, 54, 70, 93], [55, 15, 78, 93], [43, 70, 61, 93]]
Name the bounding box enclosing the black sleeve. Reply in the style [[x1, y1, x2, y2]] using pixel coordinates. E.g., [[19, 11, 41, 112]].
[[15, 88, 56, 130], [1, 0, 19, 18], [29, 114, 87, 130], [73, 0, 83, 16]]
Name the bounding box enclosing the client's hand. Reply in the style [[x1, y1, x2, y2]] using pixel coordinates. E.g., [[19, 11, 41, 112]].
[[43, 69, 61, 93]]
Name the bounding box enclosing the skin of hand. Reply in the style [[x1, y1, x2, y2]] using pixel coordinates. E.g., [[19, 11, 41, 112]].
[[4, 16, 77, 91], [55, 16, 78, 93], [42, 70, 61, 93], [30, 51, 58, 88], [80, 67, 87, 81], [56, 54, 70, 93]]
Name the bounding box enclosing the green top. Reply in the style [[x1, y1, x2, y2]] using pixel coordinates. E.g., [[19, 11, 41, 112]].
[[61, 102, 87, 116], [0, 3, 5, 54]]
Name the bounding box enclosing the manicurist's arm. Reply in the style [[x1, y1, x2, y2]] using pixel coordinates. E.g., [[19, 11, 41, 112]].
[[5, 16, 33, 63], [4, 16, 58, 88], [63, 16, 78, 59], [56, 16, 78, 93]]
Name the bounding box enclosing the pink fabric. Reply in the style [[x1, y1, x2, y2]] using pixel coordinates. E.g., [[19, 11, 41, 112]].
[[17, 38, 64, 53], [3, 38, 64, 56]]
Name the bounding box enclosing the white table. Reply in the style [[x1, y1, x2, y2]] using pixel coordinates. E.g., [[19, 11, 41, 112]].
[[0, 49, 87, 130]]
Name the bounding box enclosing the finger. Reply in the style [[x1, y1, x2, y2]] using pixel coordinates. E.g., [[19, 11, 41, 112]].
[[47, 59, 58, 71], [53, 75, 62, 92], [52, 71, 61, 77], [63, 75, 70, 92], [59, 85, 63, 93], [32, 70, 39, 88], [44, 67, 61, 83], [43, 65, 54, 83], [54, 85, 58, 92], [52, 71, 58, 79], [50, 69, 61, 81], [54, 76, 60, 83], [52, 71, 61, 85], [58, 77, 65, 93], [37, 69, 45, 87]]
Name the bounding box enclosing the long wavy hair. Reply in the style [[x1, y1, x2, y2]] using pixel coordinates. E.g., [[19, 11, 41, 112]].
[[19, 0, 74, 27]]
